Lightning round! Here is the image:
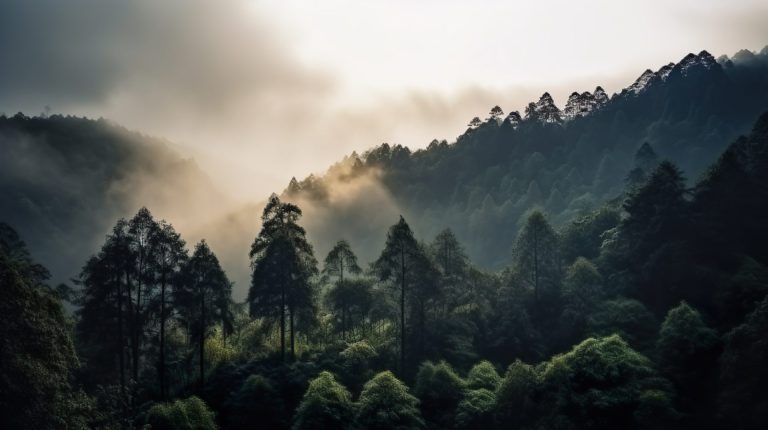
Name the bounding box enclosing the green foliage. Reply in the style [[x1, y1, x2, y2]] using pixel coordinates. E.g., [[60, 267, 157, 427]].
[[293, 371, 354, 430], [466, 360, 501, 391], [539, 335, 676, 430], [0, 229, 92, 429], [657, 302, 717, 373], [455, 388, 496, 430], [248, 194, 318, 361], [414, 361, 466, 429], [560, 257, 604, 346], [494, 360, 540, 429], [719, 295, 768, 429], [559, 207, 620, 264], [513, 211, 561, 305], [323, 240, 362, 283], [340, 341, 378, 393], [145, 396, 217, 430], [356, 371, 424, 430], [224, 374, 286, 430], [176, 240, 233, 384], [587, 299, 657, 351]]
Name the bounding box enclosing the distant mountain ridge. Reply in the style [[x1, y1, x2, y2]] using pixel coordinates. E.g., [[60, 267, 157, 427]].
[[1, 47, 768, 298], [283, 47, 768, 269]]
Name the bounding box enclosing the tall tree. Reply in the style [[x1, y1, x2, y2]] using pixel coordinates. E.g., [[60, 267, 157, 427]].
[[430, 228, 470, 312], [602, 161, 690, 312], [76, 219, 132, 392], [126, 207, 159, 381], [373, 216, 426, 374], [153, 221, 187, 400], [249, 194, 318, 361], [513, 211, 561, 306], [1, 224, 91, 429], [325, 278, 374, 340], [323, 240, 362, 284], [175, 240, 232, 387]]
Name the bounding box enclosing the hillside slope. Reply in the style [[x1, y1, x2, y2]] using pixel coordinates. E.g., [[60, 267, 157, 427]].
[[285, 48, 768, 268]]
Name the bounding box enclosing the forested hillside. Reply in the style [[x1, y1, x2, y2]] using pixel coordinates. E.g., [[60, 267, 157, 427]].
[[3, 112, 768, 429], [285, 48, 768, 267], [2, 46, 768, 430], [0, 114, 228, 285]]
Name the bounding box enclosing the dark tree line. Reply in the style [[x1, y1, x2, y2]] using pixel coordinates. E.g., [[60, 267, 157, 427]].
[[3, 114, 768, 429]]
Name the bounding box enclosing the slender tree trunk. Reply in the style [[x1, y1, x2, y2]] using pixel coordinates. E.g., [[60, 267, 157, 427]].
[[280, 282, 286, 362], [159, 268, 166, 400], [400, 246, 406, 374], [133, 256, 143, 382], [117, 274, 126, 397], [289, 304, 296, 361], [533, 227, 539, 305], [200, 288, 206, 387]]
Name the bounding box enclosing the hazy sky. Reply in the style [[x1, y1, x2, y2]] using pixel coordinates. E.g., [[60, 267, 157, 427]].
[[1, 0, 767, 199]]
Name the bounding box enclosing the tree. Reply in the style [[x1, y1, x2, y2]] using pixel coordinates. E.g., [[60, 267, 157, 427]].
[[176, 240, 232, 386], [603, 161, 690, 312], [494, 359, 540, 429], [430, 229, 470, 312], [656, 302, 718, 424], [145, 396, 217, 430], [325, 278, 374, 340], [373, 216, 430, 373], [323, 240, 362, 284], [466, 360, 501, 391], [0, 225, 92, 429], [587, 299, 657, 351], [76, 219, 131, 391], [560, 258, 604, 347], [153, 221, 187, 400], [513, 211, 561, 307], [355, 371, 424, 430], [488, 106, 504, 122], [468, 117, 482, 129], [224, 374, 286, 430], [414, 361, 466, 429], [340, 341, 377, 393], [455, 388, 496, 430], [719, 296, 768, 429], [539, 335, 676, 430], [323, 240, 364, 339], [293, 371, 354, 430], [249, 195, 318, 362], [126, 207, 159, 382]]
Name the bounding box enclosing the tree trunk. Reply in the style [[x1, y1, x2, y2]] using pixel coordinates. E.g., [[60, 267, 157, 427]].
[[400, 246, 406, 374], [280, 282, 286, 363], [289, 304, 296, 361], [117, 274, 126, 398], [159, 268, 166, 400], [199, 287, 206, 388]]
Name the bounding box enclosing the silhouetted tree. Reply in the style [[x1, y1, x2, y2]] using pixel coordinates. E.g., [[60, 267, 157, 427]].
[[175, 240, 232, 386], [249, 194, 318, 361]]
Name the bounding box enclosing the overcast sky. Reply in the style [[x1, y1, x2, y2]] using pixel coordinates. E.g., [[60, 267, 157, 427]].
[[1, 0, 767, 199]]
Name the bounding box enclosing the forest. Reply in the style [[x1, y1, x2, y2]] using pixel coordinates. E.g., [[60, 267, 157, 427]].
[[2, 108, 768, 429]]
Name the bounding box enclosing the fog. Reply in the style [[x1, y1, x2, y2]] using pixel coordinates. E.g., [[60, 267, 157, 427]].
[[2, 0, 768, 300]]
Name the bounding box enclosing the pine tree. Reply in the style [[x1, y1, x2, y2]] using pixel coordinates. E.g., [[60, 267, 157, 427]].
[[175, 240, 232, 386], [248, 194, 318, 361]]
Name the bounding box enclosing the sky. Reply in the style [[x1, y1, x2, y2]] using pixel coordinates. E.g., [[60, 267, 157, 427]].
[[1, 0, 767, 200]]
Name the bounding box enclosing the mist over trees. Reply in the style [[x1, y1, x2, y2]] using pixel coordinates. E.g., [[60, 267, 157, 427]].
[[2, 47, 768, 429]]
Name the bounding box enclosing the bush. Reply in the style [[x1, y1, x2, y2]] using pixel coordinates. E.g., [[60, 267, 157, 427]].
[[466, 361, 501, 391], [356, 371, 424, 430], [293, 371, 354, 430], [145, 396, 217, 430]]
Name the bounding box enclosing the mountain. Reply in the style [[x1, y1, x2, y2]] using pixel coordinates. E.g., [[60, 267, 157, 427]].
[[0, 114, 229, 285], [283, 48, 768, 269], [2, 47, 768, 296]]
